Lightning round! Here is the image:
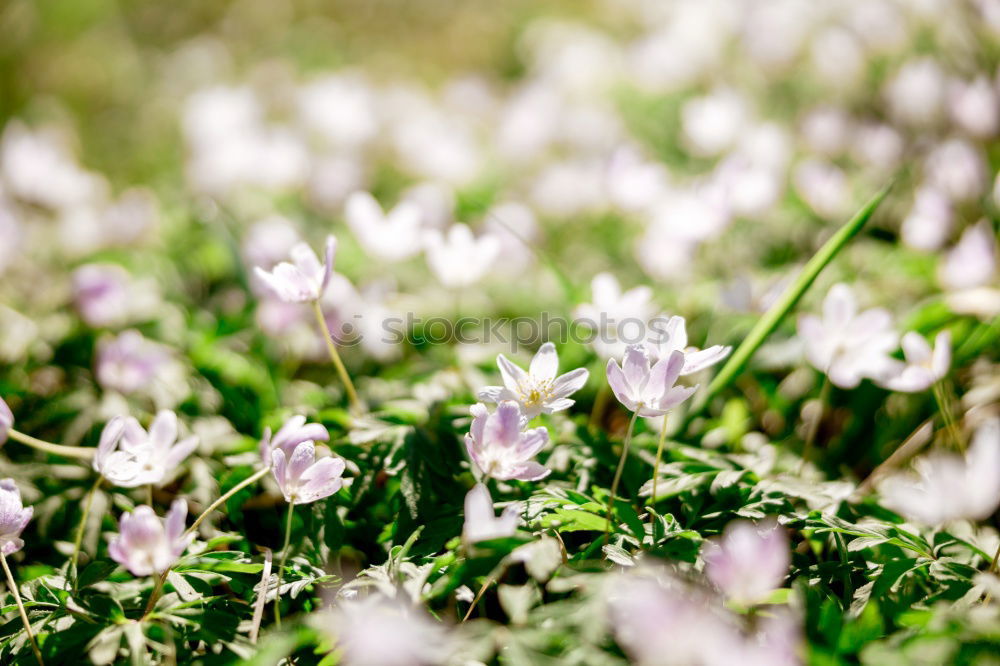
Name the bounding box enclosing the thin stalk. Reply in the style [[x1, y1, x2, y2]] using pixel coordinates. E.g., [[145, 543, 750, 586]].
[[184, 466, 271, 538], [606, 410, 640, 544], [983, 543, 1000, 605], [800, 375, 831, 471], [932, 381, 962, 451], [311, 300, 362, 413], [274, 502, 295, 629], [146, 485, 153, 507], [462, 571, 498, 622], [1, 552, 44, 666], [649, 415, 669, 527], [7, 430, 93, 459], [589, 383, 609, 429], [71, 476, 104, 578], [690, 182, 892, 418], [142, 570, 168, 618]]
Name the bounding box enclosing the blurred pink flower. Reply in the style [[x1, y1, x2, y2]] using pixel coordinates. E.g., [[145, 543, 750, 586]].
[[878, 331, 950, 393], [939, 221, 996, 291], [96, 330, 176, 396], [703, 520, 790, 605], [0, 479, 32, 555], [254, 235, 336, 303], [465, 401, 550, 481], [72, 264, 130, 328], [108, 500, 192, 576], [0, 397, 12, 445], [422, 224, 500, 288], [462, 483, 519, 544], [606, 345, 696, 417], [477, 342, 589, 418], [271, 441, 346, 505], [345, 191, 423, 263]]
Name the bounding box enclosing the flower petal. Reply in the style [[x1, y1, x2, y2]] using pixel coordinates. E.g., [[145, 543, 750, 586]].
[[529, 342, 559, 382]]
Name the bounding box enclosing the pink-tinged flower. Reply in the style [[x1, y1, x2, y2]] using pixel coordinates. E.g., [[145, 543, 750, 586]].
[[0, 479, 33, 555], [271, 441, 346, 505], [72, 263, 130, 328], [901, 186, 953, 252], [878, 331, 951, 393], [649, 315, 731, 375], [254, 235, 336, 303], [939, 220, 996, 291], [422, 224, 500, 288], [258, 415, 330, 464], [462, 483, 519, 544], [703, 520, 790, 606], [465, 401, 550, 481], [477, 343, 589, 419], [878, 418, 1000, 525], [606, 345, 697, 418], [93, 412, 198, 488], [108, 500, 193, 576], [96, 330, 174, 395], [796, 283, 899, 389], [0, 397, 12, 445], [574, 273, 656, 360], [345, 191, 423, 263]]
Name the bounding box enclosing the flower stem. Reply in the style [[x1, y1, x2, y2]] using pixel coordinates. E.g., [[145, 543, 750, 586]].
[[649, 415, 669, 530], [800, 374, 831, 472], [7, 429, 94, 459], [606, 410, 640, 545], [932, 381, 962, 451], [184, 466, 271, 538], [71, 476, 104, 580], [274, 502, 295, 629], [311, 299, 362, 413], [0, 552, 44, 666], [589, 383, 609, 429], [984, 542, 1000, 605], [142, 570, 168, 618]]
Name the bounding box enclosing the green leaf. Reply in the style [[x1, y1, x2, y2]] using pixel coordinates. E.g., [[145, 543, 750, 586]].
[[77, 561, 118, 589]]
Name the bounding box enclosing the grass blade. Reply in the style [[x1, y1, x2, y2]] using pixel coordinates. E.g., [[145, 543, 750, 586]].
[[692, 182, 893, 415]]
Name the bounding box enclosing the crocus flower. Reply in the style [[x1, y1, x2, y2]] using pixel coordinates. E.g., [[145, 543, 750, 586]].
[[254, 235, 336, 303], [422, 224, 500, 288], [93, 412, 197, 488], [465, 401, 550, 481], [271, 441, 346, 505], [878, 418, 1000, 525], [259, 415, 330, 464], [649, 315, 731, 375], [462, 483, 519, 544], [796, 283, 898, 389], [0, 397, 12, 445], [477, 342, 589, 418], [702, 520, 790, 606], [345, 191, 423, 263], [108, 499, 193, 576], [573, 273, 656, 360], [606, 345, 697, 417], [0, 479, 32, 555], [877, 331, 950, 393]]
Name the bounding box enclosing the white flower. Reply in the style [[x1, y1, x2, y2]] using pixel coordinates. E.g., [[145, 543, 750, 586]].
[[345, 191, 423, 263], [796, 283, 898, 389], [606, 344, 697, 418], [254, 235, 336, 303], [702, 520, 790, 606], [878, 418, 1000, 525], [924, 138, 987, 202], [108, 500, 192, 577], [878, 331, 951, 393], [901, 186, 953, 251], [271, 441, 346, 505], [462, 483, 519, 544], [948, 76, 999, 138], [939, 221, 996, 291], [0, 396, 12, 446], [574, 273, 657, 359], [465, 401, 550, 481], [648, 315, 731, 375], [422, 224, 500, 288], [477, 343, 589, 419], [94, 411, 198, 488], [0, 478, 32, 555]]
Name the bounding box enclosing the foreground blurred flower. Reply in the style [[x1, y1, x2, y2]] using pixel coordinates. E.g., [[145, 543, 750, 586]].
[[259, 415, 330, 464], [878, 418, 1000, 525], [0, 479, 32, 555], [606, 345, 696, 418], [108, 500, 193, 576], [649, 315, 731, 375], [314, 594, 450, 666], [878, 331, 950, 393], [94, 411, 197, 487], [0, 397, 11, 445], [477, 342, 589, 418], [463, 483, 519, 544], [345, 191, 423, 263], [703, 521, 790, 606], [271, 441, 346, 505], [796, 283, 898, 389], [574, 273, 655, 359], [423, 223, 500, 288], [465, 401, 550, 481], [254, 235, 336, 303]]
